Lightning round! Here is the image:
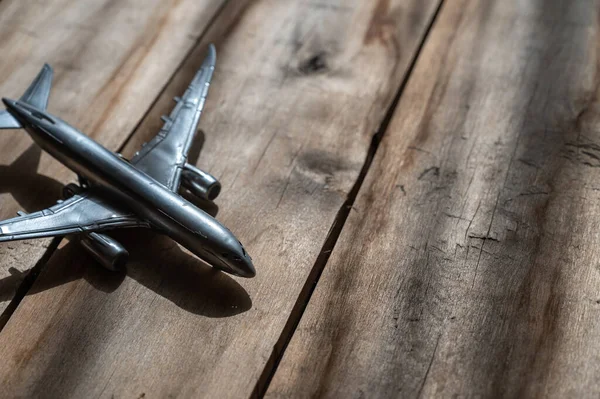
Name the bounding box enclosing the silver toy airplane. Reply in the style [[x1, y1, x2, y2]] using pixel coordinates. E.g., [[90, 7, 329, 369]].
[[0, 45, 255, 278]]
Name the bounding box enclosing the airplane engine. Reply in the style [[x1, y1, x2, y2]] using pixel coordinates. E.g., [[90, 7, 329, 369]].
[[80, 232, 128, 271], [181, 163, 221, 201]]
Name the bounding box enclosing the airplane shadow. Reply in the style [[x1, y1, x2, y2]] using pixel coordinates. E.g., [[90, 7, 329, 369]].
[[0, 144, 65, 212], [0, 143, 249, 318]]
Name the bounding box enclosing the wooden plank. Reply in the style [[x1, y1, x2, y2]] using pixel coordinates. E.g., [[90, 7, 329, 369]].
[[0, 0, 227, 315], [0, 0, 441, 397], [267, 0, 600, 397]]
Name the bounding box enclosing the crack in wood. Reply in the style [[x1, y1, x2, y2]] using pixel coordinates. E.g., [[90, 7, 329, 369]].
[[0, 237, 62, 331], [251, 1, 447, 397]]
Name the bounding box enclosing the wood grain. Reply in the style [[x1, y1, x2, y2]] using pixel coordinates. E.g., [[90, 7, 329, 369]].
[[0, 0, 440, 397], [267, 0, 600, 397], [0, 0, 226, 315]]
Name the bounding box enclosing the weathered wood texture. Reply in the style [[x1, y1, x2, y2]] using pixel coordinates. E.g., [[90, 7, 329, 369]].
[[267, 0, 600, 397], [0, 0, 440, 398], [0, 0, 226, 315]]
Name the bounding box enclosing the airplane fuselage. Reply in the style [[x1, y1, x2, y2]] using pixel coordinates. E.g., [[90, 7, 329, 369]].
[[3, 99, 254, 277]]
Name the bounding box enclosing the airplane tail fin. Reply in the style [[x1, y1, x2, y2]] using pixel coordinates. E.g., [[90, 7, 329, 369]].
[[20, 64, 53, 110], [0, 64, 54, 130]]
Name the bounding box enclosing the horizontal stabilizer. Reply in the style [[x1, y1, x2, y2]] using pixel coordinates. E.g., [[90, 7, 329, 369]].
[[20, 64, 53, 110], [0, 110, 21, 129]]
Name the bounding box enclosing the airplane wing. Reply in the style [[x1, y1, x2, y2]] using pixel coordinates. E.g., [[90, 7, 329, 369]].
[[130, 45, 216, 191], [0, 191, 148, 242]]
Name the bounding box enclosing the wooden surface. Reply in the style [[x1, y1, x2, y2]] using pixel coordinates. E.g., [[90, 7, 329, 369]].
[[268, 0, 600, 398], [0, 0, 440, 397], [0, 0, 598, 398]]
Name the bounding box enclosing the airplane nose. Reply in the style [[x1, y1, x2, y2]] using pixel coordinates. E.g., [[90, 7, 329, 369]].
[[236, 255, 256, 278], [192, 214, 256, 278], [227, 245, 255, 278]]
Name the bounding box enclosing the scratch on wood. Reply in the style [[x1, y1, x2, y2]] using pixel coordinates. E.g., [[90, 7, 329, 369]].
[[418, 166, 440, 180], [416, 335, 441, 398]]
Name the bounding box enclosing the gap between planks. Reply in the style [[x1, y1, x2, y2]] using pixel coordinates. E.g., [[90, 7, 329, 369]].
[[0, 237, 62, 330], [251, 1, 447, 397], [0, 0, 243, 333]]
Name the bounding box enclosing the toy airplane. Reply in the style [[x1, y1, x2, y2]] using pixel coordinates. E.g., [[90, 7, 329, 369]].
[[0, 45, 255, 278]]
